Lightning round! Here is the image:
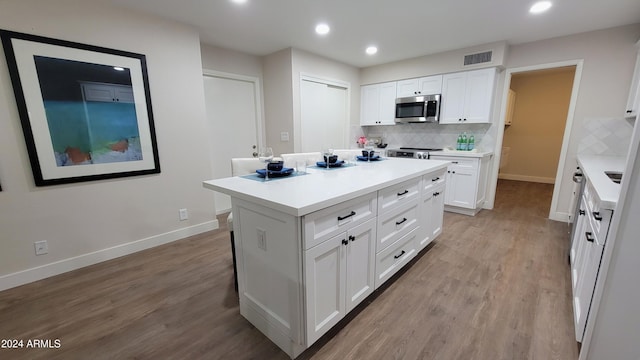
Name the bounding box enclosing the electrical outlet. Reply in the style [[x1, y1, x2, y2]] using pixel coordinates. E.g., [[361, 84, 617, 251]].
[[257, 229, 267, 250], [179, 208, 189, 221], [34, 240, 48, 255], [280, 132, 289, 142]]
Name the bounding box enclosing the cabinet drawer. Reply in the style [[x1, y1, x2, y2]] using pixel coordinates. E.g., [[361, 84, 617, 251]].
[[375, 227, 418, 289], [422, 169, 446, 194], [304, 193, 377, 250], [377, 177, 421, 214], [377, 199, 419, 253], [430, 156, 478, 171]]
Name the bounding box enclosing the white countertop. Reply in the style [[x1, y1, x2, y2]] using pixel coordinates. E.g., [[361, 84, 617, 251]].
[[429, 149, 494, 158], [578, 155, 626, 209], [203, 158, 449, 217]]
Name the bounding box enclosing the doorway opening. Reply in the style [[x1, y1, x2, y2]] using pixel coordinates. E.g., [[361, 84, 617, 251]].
[[489, 60, 584, 222]]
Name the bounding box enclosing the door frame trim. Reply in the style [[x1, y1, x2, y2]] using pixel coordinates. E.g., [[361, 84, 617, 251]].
[[202, 69, 265, 149], [487, 59, 584, 221]]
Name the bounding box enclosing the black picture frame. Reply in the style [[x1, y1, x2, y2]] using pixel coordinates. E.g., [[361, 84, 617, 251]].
[[0, 30, 160, 186]]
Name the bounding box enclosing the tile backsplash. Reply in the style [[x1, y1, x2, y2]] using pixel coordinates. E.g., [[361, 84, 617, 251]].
[[363, 123, 494, 150], [577, 117, 634, 156]]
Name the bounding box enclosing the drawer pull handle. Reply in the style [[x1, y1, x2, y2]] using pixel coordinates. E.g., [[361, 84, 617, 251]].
[[592, 212, 602, 221], [585, 232, 595, 243], [451, 161, 459, 164], [396, 217, 407, 226], [338, 211, 356, 221], [341, 239, 349, 246], [397, 190, 409, 196], [579, 209, 585, 216], [433, 192, 440, 196], [394, 250, 406, 259], [349, 235, 355, 242], [432, 177, 440, 182]]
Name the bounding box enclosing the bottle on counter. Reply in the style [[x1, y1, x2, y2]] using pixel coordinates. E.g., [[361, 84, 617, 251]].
[[468, 135, 475, 151], [456, 134, 463, 150], [461, 132, 468, 151]]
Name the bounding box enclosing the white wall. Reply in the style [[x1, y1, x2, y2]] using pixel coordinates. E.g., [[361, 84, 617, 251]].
[[262, 48, 294, 156], [201, 43, 263, 79], [0, 0, 217, 290]]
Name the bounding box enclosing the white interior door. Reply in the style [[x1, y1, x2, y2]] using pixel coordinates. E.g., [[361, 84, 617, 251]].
[[300, 79, 348, 152], [203, 72, 261, 214]]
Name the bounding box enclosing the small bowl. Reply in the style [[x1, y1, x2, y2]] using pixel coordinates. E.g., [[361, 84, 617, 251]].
[[267, 161, 284, 171], [362, 150, 375, 158], [324, 155, 338, 164], [377, 143, 388, 148]]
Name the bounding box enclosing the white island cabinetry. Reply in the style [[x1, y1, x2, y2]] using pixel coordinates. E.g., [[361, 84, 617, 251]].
[[203, 159, 449, 358]]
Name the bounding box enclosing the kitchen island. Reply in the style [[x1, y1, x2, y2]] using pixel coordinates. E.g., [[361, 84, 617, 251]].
[[203, 158, 449, 358]]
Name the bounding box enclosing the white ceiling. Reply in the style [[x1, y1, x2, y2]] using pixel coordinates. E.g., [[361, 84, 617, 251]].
[[108, 0, 640, 68]]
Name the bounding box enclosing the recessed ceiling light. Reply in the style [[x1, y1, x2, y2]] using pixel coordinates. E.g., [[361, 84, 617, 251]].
[[231, 0, 248, 4], [113, 67, 125, 71], [366, 46, 378, 55], [315, 23, 330, 35], [530, 1, 552, 14]]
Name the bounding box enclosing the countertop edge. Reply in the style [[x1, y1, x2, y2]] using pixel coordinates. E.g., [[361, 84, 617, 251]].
[[203, 160, 450, 217]]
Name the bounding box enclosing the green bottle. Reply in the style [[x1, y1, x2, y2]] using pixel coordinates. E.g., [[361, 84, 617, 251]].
[[468, 135, 475, 151], [461, 132, 467, 151], [456, 134, 462, 150]]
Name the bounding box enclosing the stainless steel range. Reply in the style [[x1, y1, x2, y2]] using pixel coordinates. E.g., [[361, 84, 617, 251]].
[[386, 147, 443, 160]]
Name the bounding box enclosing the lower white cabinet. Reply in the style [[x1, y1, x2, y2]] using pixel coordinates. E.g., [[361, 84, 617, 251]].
[[429, 154, 492, 216], [419, 181, 445, 250], [225, 166, 447, 358], [304, 218, 376, 344], [570, 177, 613, 342]]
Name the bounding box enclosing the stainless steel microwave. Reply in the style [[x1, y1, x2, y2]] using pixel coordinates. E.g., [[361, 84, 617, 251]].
[[395, 94, 441, 123]]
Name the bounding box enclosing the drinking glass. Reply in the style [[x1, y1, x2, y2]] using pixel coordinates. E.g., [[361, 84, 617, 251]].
[[258, 147, 274, 181], [364, 141, 374, 162], [322, 145, 334, 169]]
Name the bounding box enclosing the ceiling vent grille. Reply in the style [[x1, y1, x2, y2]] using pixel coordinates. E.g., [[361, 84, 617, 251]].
[[464, 51, 493, 66]]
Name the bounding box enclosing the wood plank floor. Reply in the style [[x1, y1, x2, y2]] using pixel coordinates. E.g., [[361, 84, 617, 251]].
[[0, 180, 579, 359]]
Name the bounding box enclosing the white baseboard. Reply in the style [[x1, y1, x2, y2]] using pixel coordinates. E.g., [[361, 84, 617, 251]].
[[549, 211, 570, 223], [498, 173, 555, 184], [0, 220, 219, 292]]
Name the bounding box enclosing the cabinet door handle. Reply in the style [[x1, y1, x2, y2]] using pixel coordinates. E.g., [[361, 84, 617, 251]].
[[579, 209, 585, 216], [349, 235, 355, 242], [433, 192, 440, 196], [396, 217, 407, 226], [592, 212, 602, 221], [451, 161, 459, 164], [394, 250, 406, 259], [585, 232, 595, 243], [338, 211, 356, 221], [397, 190, 409, 196], [432, 177, 440, 182], [451, 171, 456, 174], [342, 239, 349, 246], [627, 110, 633, 113]]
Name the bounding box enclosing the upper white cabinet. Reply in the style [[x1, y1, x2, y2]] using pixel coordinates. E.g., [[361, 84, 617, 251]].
[[440, 68, 497, 124], [396, 75, 443, 97], [81, 82, 135, 103], [360, 81, 397, 126], [625, 40, 640, 119]]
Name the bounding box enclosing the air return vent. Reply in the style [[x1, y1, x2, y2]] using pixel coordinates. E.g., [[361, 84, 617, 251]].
[[464, 51, 493, 66]]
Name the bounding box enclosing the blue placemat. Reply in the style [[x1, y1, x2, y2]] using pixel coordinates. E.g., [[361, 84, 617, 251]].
[[312, 162, 356, 170], [241, 171, 309, 182]]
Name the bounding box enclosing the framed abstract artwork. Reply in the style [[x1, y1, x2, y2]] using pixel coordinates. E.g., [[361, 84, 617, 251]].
[[0, 30, 160, 186]]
